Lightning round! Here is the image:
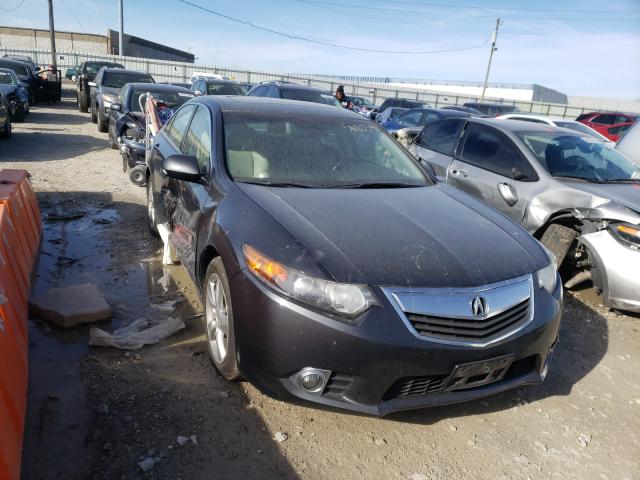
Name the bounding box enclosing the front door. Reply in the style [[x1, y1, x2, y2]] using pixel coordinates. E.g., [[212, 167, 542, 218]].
[[447, 122, 539, 224], [168, 105, 214, 277]]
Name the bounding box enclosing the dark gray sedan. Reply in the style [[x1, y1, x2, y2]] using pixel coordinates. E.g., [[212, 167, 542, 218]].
[[146, 96, 562, 415]]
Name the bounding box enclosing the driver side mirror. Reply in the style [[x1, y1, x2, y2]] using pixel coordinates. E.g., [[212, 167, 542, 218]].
[[110, 103, 122, 112], [163, 154, 204, 183], [194, 90, 203, 96]]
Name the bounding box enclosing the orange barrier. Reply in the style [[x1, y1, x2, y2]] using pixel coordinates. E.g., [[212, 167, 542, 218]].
[[0, 169, 41, 480]]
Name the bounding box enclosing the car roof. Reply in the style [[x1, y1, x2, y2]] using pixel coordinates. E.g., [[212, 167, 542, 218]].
[[0, 58, 29, 67], [0, 67, 17, 74], [102, 68, 150, 75], [477, 117, 585, 134], [195, 95, 357, 118], [277, 84, 324, 92], [124, 83, 193, 93], [203, 79, 243, 85], [399, 107, 468, 117]]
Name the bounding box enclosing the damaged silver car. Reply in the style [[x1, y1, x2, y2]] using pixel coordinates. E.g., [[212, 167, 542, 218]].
[[409, 118, 640, 313]]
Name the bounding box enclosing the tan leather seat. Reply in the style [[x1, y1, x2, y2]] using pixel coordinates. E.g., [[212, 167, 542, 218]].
[[227, 150, 269, 179]]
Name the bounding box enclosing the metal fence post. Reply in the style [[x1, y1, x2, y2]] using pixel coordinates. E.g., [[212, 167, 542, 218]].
[[562, 105, 568, 119], [435, 94, 439, 107]]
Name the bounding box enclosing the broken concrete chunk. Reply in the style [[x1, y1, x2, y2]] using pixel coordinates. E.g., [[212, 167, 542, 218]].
[[29, 283, 111, 329]]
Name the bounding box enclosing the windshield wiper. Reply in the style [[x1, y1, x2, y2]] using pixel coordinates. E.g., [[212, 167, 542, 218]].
[[328, 182, 425, 189], [603, 178, 640, 183], [553, 175, 606, 184], [237, 179, 314, 188]]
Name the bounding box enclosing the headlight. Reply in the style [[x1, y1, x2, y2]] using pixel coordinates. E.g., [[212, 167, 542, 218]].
[[609, 222, 640, 249], [535, 243, 558, 293], [243, 244, 378, 320]]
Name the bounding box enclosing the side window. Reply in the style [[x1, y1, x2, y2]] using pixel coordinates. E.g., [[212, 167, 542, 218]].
[[421, 119, 464, 156], [459, 124, 538, 181], [181, 107, 212, 174], [592, 114, 614, 125], [266, 86, 280, 98], [248, 86, 266, 97], [615, 115, 631, 124], [420, 112, 440, 125], [396, 110, 423, 127], [165, 105, 196, 149]]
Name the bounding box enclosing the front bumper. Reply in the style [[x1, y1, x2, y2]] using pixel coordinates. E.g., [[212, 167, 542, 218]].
[[230, 271, 562, 416], [580, 229, 640, 313]]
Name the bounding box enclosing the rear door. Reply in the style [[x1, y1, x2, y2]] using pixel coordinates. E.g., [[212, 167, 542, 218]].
[[411, 119, 465, 178], [168, 105, 214, 277], [446, 123, 539, 223]]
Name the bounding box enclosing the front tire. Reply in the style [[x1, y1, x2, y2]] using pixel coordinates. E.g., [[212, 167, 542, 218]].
[[90, 103, 97, 123], [97, 110, 108, 132], [129, 165, 147, 186], [203, 257, 241, 381], [79, 92, 89, 113]]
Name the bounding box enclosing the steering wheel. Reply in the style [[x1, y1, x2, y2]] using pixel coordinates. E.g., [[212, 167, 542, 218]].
[[564, 155, 598, 178]]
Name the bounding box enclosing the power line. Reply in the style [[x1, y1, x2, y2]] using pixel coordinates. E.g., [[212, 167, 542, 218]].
[[176, 0, 490, 54], [0, 0, 27, 12], [61, 0, 87, 33], [91, 0, 110, 29], [293, 0, 640, 21], [368, 0, 636, 15]]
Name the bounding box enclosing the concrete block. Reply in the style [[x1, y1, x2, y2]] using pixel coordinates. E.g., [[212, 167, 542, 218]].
[[29, 283, 111, 329]]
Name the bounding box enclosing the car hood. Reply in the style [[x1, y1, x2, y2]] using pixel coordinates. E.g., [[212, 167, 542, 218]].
[[560, 179, 640, 216], [237, 183, 548, 288]]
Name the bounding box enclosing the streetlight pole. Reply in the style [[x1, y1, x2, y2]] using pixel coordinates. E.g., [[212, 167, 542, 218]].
[[118, 0, 124, 57], [48, 0, 57, 69], [480, 18, 501, 102]]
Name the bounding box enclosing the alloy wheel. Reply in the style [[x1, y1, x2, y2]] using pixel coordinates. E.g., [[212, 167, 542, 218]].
[[205, 273, 230, 364]]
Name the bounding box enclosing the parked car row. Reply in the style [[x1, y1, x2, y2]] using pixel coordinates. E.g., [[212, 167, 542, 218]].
[[69, 71, 639, 415], [0, 54, 63, 140]]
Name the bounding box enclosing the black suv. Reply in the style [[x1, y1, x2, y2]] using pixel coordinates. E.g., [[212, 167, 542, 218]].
[[377, 98, 429, 115], [191, 78, 247, 96], [90, 67, 154, 132], [76, 60, 124, 113], [247, 81, 340, 106]]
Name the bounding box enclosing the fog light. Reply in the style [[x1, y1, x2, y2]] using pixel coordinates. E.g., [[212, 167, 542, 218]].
[[291, 367, 331, 394]]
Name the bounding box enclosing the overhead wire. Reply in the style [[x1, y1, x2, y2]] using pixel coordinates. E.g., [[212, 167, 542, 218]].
[[0, 0, 27, 12], [176, 0, 490, 54], [60, 0, 88, 33], [293, 0, 640, 22]]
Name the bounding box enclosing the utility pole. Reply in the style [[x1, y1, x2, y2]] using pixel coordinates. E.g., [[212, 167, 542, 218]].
[[118, 0, 124, 57], [480, 18, 501, 102], [48, 0, 57, 68]]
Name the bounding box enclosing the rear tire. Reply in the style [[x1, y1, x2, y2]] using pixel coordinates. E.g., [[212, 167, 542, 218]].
[[203, 257, 241, 381]]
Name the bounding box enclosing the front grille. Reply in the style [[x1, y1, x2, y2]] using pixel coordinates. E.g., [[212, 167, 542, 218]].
[[322, 373, 354, 399], [407, 298, 530, 342], [383, 375, 447, 400]]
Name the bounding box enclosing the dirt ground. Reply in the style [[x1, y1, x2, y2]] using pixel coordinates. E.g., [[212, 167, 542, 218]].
[[1, 95, 639, 480]]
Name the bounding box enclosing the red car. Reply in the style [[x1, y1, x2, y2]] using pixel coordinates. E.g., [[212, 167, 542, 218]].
[[576, 111, 637, 141]]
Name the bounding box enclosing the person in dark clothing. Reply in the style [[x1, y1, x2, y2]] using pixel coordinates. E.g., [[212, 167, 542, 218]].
[[335, 85, 353, 109]]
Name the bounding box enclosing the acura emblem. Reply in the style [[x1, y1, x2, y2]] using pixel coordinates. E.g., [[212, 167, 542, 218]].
[[471, 296, 488, 318]]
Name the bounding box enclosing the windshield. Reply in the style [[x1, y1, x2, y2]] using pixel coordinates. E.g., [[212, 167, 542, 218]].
[[320, 94, 342, 107], [280, 88, 333, 105], [517, 131, 640, 182], [206, 83, 246, 95], [351, 97, 375, 108], [554, 121, 608, 141], [103, 72, 154, 88], [223, 112, 429, 188], [0, 71, 17, 85], [0, 63, 28, 77], [129, 89, 194, 112], [83, 62, 123, 75]]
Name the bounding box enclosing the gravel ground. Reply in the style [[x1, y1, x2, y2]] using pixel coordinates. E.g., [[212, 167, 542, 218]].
[[1, 96, 639, 480]]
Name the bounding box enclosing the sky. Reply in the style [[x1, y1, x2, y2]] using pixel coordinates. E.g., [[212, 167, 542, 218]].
[[3, 0, 640, 99]]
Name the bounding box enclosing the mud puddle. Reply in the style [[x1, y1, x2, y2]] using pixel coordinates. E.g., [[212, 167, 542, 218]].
[[22, 195, 197, 479]]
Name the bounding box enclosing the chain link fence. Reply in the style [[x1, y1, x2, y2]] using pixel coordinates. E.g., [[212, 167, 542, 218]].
[[0, 47, 620, 119]]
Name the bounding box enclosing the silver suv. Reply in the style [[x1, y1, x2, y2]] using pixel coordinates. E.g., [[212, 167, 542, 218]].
[[410, 117, 640, 313]]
